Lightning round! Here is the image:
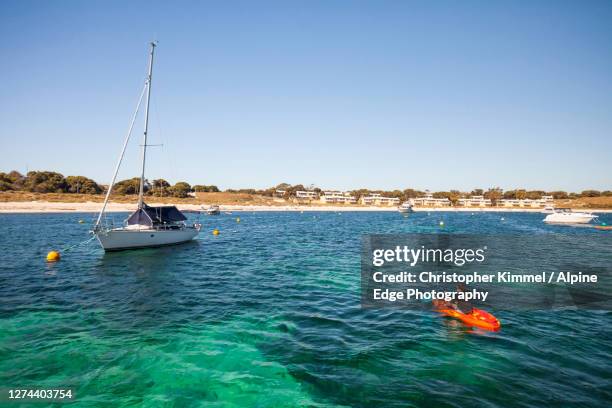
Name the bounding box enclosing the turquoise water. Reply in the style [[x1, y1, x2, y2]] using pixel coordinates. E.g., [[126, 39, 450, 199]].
[[0, 211, 610, 407]]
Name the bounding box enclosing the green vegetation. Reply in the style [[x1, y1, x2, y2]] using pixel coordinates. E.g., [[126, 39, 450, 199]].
[[402, 189, 423, 199], [432, 191, 461, 206], [23, 171, 66, 193], [171, 182, 192, 198], [0, 170, 609, 207], [581, 189, 602, 197], [150, 179, 171, 196], [65, 176, 103, 194], [0, 171, 25, 191], [193, 185, 220, 192], [484, 187, 503, 206], [113, 177, 143, 195], [282, 184, 306, 199], [0, 171, 102, 194]]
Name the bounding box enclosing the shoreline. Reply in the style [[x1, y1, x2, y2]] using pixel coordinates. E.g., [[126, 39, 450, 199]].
[[1, 201, 611, 214]]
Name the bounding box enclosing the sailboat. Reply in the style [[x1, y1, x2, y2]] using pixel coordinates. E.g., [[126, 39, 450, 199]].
[[92, 42, 201, 251]]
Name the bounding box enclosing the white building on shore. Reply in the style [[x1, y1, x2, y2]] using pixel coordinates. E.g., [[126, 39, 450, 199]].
[[359, 193, 400, 206], [458, 195, 492, 207], [411, 191, 451, 207], [499, 195, 553, 208], [295, 190, 318, 201], [320, 191, 357, 204]]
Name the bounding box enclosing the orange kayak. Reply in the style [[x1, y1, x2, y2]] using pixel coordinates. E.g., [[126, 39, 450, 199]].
[[595, 225, 612, 230], [433, 300, 501, 331]]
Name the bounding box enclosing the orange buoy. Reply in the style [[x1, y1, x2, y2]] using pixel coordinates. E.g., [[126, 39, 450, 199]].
[[46, 251, 61, 262]]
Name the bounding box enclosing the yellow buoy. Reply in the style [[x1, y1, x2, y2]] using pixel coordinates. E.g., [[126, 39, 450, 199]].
[[46, 251, 61, 262], [213, 229, 220, 236], [236, 217, 240, 223]]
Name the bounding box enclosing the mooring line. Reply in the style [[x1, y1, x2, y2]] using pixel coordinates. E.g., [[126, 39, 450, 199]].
[[60, 235, 96, 253]]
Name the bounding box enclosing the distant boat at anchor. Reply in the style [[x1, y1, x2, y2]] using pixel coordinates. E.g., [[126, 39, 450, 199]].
[[205, 205, 221, 215], [398, 201, 414, 214], [543, 208, 597, 224], [92, 42, 201, 251]]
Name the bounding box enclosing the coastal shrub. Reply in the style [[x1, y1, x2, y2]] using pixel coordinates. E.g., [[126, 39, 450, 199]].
[[65, 176, 102, 194], [170, 181, 192, 198], [350, 189, 371, 200], [2, 171, 25, 189], [526, 190, 545, 200], [150, 179, 171, 196], [284, 184, 306, 198], [581, 190, 601, 197], [260, 188, 276, 197], [484, 187, 503, 206], [193, 185, 220, 192], [0, 180, 13, 191], [548, 191, 569, 199], [503, 190, 516, 199], [403, 189, 423, 199], [0, 173, 14, 191], [228, 188, 257, 195], [113, 177, 146, 195], [449, 190, 462, 205], [433, 191, 460, 205], [471, 189, 484, 196], [514, 189, 527, 199], [432, 191, 448, 199], [23, 171, 67, 193], [382, 190, 403, 199], [275, 183, 291, 190]]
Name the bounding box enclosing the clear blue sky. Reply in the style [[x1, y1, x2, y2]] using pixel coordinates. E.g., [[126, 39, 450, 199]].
[[1, 0, 611, 192]]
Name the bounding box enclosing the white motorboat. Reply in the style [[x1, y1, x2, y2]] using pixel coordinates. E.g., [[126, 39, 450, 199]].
[[398, 201, 414, 214], [205, 205, 220, 215], [93, 42, 200, 251], [543, 208, 597, 224]]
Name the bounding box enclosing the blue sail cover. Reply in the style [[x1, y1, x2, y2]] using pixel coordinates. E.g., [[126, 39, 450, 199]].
[[127, 204, 187, 226]]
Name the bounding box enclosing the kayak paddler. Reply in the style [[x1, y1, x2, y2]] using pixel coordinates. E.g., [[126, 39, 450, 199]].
[[439, 283, 473, 314]]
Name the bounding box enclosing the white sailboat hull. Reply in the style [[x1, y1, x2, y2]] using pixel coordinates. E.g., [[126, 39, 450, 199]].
[[96, 227, 200, 251]]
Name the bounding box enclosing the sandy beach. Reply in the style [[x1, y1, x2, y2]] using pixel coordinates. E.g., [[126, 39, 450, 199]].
[[1, 201, 611, 213]]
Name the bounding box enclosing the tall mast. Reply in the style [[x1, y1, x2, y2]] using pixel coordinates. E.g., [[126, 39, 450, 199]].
[[93, 84, 147, 231], [138, 41, 157, 209]]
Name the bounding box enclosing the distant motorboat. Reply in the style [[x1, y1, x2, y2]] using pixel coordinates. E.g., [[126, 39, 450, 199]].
[[543, 208, 597, 224], [205, 205, 220, 215], [93, 43, 200, 251], [398, 201, 414, 214], [541, 205, 555, 214]]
